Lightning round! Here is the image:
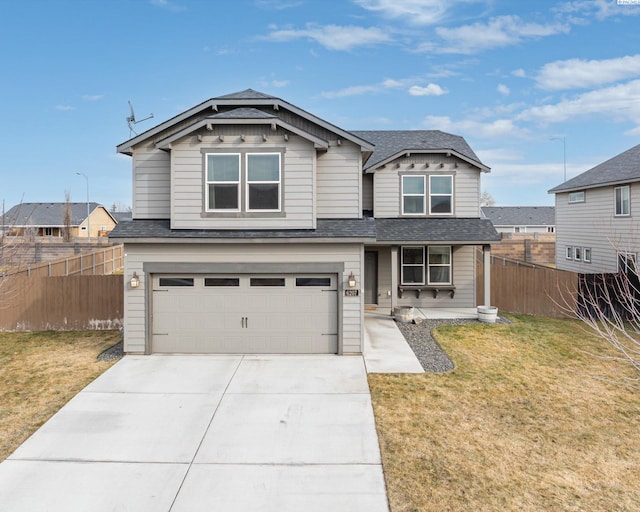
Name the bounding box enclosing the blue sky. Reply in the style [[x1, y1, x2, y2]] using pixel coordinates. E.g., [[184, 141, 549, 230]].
[[2, 0, 640, 210]]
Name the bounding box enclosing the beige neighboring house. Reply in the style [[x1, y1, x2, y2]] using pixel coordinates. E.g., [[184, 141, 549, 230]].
[[110, 89, 499, 356], [2, 202, 117, 240], [549, 143, 640, 273]]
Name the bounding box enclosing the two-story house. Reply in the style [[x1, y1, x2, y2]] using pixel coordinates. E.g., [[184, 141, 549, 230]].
[[549, 143, 640, 273], [110, 89, 499, 355]]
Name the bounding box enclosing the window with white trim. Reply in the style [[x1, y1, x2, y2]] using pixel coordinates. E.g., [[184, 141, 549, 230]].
[[205, 151, 282, 213], [566, 246, 573, 260], [429, 175, 453, 215], [615, 185, 630, 216], [401, 246, 425, 284], [569, 191, 585, 203], [574, 247, 581, 261], [206, 153, 240, 211], [401, 175, 426, 215], [428, 246, 452, 284], [583, 248, 591, 263]]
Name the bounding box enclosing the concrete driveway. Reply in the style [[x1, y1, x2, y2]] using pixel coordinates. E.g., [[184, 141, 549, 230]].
[[0, 355, 389, 512]]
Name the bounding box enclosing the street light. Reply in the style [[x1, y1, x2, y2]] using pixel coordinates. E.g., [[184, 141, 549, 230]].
[[550, 137, 567, 182], [76, 172, 91, 242]]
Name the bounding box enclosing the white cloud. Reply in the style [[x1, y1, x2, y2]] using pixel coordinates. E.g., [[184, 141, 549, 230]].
[[518, 79, 640, 124], [271, 80, 289, 87], [535, 55, 640, 90], [512, 68, 527, 78], [408, 83, 447, 96], [354, 0, 488, 26], [55, 105, 75, 111], [554, 0, 634, 22], [423, 115, 528, 138], [432, 15, 570, 54], [497, 84, 510, 96], [263, 24, 391, 51], [254, 0, 303, 10], [150, 0, 185, 11], [82, 94, 104, 101]]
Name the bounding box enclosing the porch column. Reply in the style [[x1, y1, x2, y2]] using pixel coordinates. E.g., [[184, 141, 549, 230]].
[[390, 245, 398, 315], [483, 244, 491, 306]]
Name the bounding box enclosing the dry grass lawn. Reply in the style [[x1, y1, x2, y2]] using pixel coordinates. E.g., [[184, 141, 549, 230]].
[[0, 330, 120, 461], [369, 314, 640, 512]]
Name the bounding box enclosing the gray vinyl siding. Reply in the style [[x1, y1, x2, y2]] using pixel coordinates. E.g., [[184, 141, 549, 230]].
[[373, 154, 481, 218], [132, 142, 171, 219], [555, 184, 640, 273], [316, 142, 362, 218], [362, 173, 373, 211], [167, 129, 314, 229], [122, 242, 363, 354], [368, 245, 476, 309]]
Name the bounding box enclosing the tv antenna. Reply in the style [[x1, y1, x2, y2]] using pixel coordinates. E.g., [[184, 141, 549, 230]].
[[127, 101, 154, 137]]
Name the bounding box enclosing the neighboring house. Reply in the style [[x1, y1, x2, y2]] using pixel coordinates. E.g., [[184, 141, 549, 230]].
[[110, 89, 499, 355], [549, 143, 640, 273], [2, 202, 117, 239], [481, 206, 555, 234]]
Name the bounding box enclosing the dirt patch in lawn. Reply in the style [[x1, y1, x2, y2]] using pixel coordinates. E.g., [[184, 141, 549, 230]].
[[369, 314, 640, 512], [0, 331, 121, 461]]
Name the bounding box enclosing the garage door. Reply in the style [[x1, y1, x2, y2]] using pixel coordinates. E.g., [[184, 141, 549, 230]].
[[151, 274, 338, 354]]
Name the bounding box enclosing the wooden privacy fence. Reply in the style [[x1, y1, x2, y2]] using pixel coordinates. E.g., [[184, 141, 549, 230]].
[[477, 253, 579, 317], [9, 244, 124, 278], [0, 275, 124, 331]]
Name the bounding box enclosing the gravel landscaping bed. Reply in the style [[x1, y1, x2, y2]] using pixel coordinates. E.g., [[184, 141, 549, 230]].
[[97, 340, 124, 361], [395, 316, 510, 373]]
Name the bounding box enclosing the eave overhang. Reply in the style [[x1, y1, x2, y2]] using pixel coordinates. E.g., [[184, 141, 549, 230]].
[[365, 149, 490, 173]]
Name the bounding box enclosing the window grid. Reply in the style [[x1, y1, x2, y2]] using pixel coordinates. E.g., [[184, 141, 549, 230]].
[[401, 246, 425, 285], [427, 246, 452, 285], [401, 175, 426, 215], [615, 185, 630, 216], [429, 175, 453, 215]]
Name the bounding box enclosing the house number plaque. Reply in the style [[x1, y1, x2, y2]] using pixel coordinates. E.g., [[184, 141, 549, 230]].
[[344, 289, 360, 297]]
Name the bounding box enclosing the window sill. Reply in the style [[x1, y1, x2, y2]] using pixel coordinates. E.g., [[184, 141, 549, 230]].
[[201, 211, 286, 219], [398, 285, 455, 298]]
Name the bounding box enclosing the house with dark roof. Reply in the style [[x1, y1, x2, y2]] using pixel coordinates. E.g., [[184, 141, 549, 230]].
[[110, 89, 499, 355], [481, 206, 555, 234], [549, 143, 640, 273], [2, 202, 117, 239]]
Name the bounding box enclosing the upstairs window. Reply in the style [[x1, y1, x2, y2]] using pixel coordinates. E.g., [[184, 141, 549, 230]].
[[206, 154, 240, 211], [247, 153, 281, 211], [429, 175, 453, 215], [615, 185, 630, 216], [568, 191, 585, 203], [401, 176, 426, 215]]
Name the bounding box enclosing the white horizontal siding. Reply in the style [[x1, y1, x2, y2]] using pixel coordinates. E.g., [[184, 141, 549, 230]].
[[316, 143, 362, 218], [555, 184, 640, 273], [123, 243, 363, 354], [132, 143, 170, 219], [374, 155, 481, 218]]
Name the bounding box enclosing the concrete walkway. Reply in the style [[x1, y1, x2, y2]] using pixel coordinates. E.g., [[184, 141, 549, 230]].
[[0, 355, 389, 512]]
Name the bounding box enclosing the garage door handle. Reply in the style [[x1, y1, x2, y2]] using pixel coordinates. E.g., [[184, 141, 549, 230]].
[[241, 317, 249, 328]]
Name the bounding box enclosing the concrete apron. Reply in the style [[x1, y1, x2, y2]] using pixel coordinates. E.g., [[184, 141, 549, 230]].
[[0, 355, 389, 512]]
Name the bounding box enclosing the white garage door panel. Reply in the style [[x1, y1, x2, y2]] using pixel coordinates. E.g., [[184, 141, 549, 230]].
[[152, 275, 338, 354]]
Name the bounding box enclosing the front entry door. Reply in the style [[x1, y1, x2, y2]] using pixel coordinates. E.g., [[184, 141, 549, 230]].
[[364, 251, 378, 305]]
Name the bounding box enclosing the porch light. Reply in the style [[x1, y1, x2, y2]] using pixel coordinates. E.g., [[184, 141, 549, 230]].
[[129, 272, 140, 289], [347, 272, 357, 288]]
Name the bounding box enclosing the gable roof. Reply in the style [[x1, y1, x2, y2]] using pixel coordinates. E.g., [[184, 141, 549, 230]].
[[549, 143, 640, 193], [117, 89, 374, 155], [352, 130, 489, 172], [2, 202, 113, 227], [481, 206, 555, 227]]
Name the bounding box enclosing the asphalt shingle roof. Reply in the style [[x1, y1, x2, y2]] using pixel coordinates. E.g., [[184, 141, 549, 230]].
[[352, 130, 485, 171], [2, 202, 103, 227], [208, 107, 277, 120], [481, 206, 555, 226], [549, 143, 640, 193], [375, 218, 500, 243], [110, 217, 499, 244]]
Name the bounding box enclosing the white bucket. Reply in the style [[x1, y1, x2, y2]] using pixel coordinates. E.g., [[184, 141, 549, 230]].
[[394, 306, 415, 323], [477, 305, 498, 324]]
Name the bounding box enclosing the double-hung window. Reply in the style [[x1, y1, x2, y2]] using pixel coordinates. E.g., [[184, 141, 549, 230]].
[[428, 246, 452, 284], [429, 175, 453, 215], [247, 153, 280, 211], [205, 151, 281, 213], [206, 154, 240, 211], [401, 176, 426, 215], [401, 246, 425, 285], [615, 185, 630, 216]]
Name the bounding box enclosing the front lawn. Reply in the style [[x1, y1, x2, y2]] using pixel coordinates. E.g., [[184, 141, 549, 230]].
[[0, 331, 120, 461], [369, 314, 640, 512]]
